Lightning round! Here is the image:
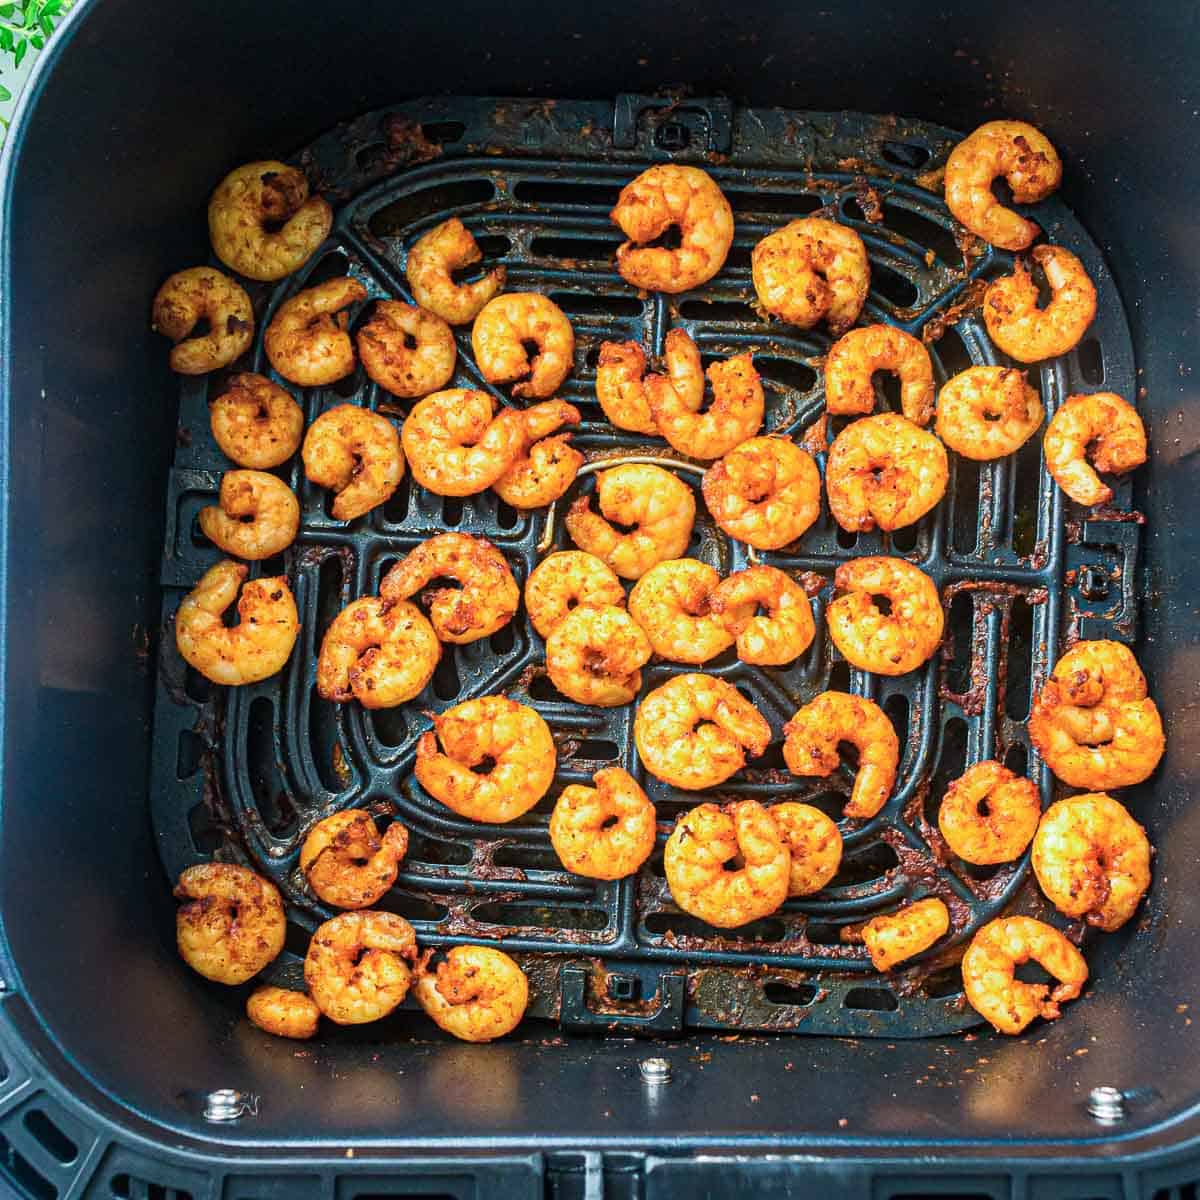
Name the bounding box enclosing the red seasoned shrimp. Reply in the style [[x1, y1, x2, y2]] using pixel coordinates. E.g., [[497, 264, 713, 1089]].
[[356, 300, 456, 398], [471, 293, 575, 399], [152, 267, 253, 374], [302, 404, 405, 520], [264, 277, 367, 387], [300, 810, 410, 910], [406, 217, 506, 325], [549, 768, 656, 880], [1043, 392, 1147, 506], [984, 246, 1096, 363], [825, 325, 935, 427], [935, 366, 1044, 461], [414, 946, 529, 1042], [710, 565, 815, 667]]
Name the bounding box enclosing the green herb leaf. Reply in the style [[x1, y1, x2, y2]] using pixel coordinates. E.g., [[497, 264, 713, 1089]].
[[30, 32, 42, 47], [0, 84, 11, 102], [42, 0, 62, 13], [0, 27, 13, 51], [0, 4, 16, 17], [13, 35, 26, 66]]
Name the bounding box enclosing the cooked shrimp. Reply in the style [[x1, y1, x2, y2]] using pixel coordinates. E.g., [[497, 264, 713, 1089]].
[[701, 436, 821, 550], [316, 597, 439, 708], [414, 946, 528, 1042], [595, 333, 703, 435], [751, 217, 870, 333], [825, 412, 948, 532], [175, 560, 299, 686], [984, 245, 1097, 363], [610, 164, 734, 293], [862, 898, 950, 971], [825, 325, 936, 427], [1043, 392, 1147, 506], [208, 161, 333, 281], [635, 673, 772, 791], [783, 692, 900, 819], [414, 695, 556, 823], [471, 293, 575, 399], [935, 366, 1044, 460], [300, 809, 410, 909], [524, 550, 626, 640], [210, 373, 304, 469], [627, 558, 740, 665], [406, 216, 506, 325], [545, 604, 652, 706], [302, 403, 404, 520], [549, 767, 656, 880], [770, 802, 842, 896], [565, 463, 696, 580], [961, 915, 1087, 1035], [264, 277, 367, 386], [151, 267, 253, 374], [245, 986, 321, 1039], [938, 760, 1041, 865], [356, 300, 456, 398], [380, 532, 518, 644], [174, 863, 286, 985], [710, 565, 815, 666], [826, 556, 944, 676], [492, 399, 583, 509], [304, 910, 420, 1025], [664, 800, 790, 928], [944, 121, 1062, 251], [198, 470, 300, 560]]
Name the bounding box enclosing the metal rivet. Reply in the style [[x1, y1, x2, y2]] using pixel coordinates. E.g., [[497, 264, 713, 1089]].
[[639, 1057, 672, 1084], [1087, 1085, 1126, 1123], [203, 1089, 256, 1123]]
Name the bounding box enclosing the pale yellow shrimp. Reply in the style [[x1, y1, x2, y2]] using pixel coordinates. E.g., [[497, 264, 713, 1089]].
[[751, 217, 870, 333], [610, 164, 734, 293], [564, 463, 696, 580], [175, 560, 300, 686], [984, 245, 1097, 363], [174, 863, 286, 985], [380, 532, 518, 644], [210, 374, 304, 469], [770, 802, 842, 897], [302, 403, 405, 520], [710, 565, 815, 666], [304, 910, 421, 1025], [264, 277, 367, 386], [471, 293, 575, 399], [825, 412, 948, 532], [938, 760, 1041, 865], [492, 399, 583, 509], [524, 550, 626, 640], [701, 436, 821, 550], [783, 691, 900, 819], [944, 121, 1062, 251], [595, 333, 703, 435], [664, 800, 790, 928], [824, 324, 936, 427], [413, 946, 528, 1042], [861, 898, 950, 971], [406, 216, 506, 325], [826, 556, 944, 676], [300, 809, 410, 909], [545, 604, 652, 706], [635, 673, 772, 791], [316, 597, 439, 707], [414, 695, 556, 823], [198, 470, 300, 560], [151, 267, 254, 374], [549, 767, 657, 880], [1043, 392, 1147, 506], [245, 986, 321, 1039], [961, 915, 1087, 1035], [935, 366, 1044, 460], [356, 300, 456, 398], [627, 558, 741, 665], [208, 161, 333, 281]]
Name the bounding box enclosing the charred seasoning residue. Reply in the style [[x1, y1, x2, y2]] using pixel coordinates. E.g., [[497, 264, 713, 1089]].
[[852, 176, 885, 223], [921, 278, 989, 345]]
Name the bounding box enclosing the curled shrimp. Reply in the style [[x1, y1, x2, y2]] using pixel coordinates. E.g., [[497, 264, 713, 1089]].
[[492, 400, 583, 509], [210, 373, 304, 469], [264, 277, 367, 386], [861, 898, 950, 971], [825, 412, 948, 532], [610, 164, 734, 293], [414, 946, 528, 1042], [565, 463, 696, 580], [302, 403, 404, 520], [701, 436, 821, 550], [415, 695, 556, 823], [246, 986, 321, 1039], [174, 863, 286, 985], [595, 333, 702, 435], [935, 366, 1044, 461], [984, 245, 1097, 363], [301, 809, 410, 909], [770, 802, 842, 897], [1043, 392, 1147, 506], [471, 293, 575, 399], [944, 121, 1062, 251], [827, 556, 944, 676], [710, 565, 815, 667], [751, 217, 869, 334], [961, 915, 1087, 1035], [380, 532, 518, 644], [406, 217, 506, 325], [175, 560, 299, 686], [545, 604, 652, 707], [151, 267, 253, 374], [356, 300, 456, 398], [664, 800, 790, 929], [316, 597, 439, 708], [198, 470, 300, 560], [783, 692, 899, 819], [549, 767, 657, 880], [635, 673, 772, 791], [825, 325, 935, 427], [208, 161, 333, 281], [627, 558, 740, 665], [938, 760, 1041, 865], [524, 550, 625, 640]]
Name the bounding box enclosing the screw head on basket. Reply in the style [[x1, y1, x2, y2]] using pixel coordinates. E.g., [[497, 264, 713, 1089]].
[[203, 1088, 256, 1122], [639, 1057, 672, 1084], [1086, 1086, 1127, 1123]]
